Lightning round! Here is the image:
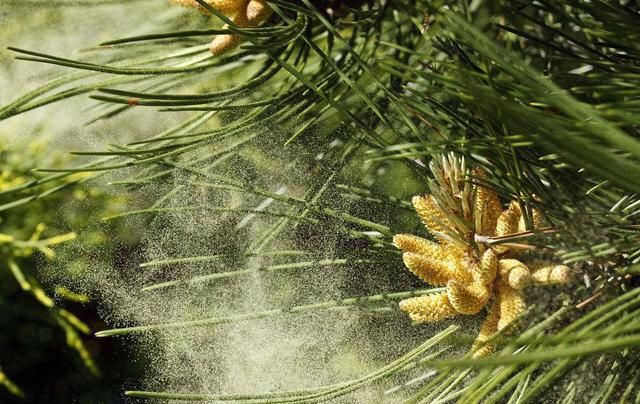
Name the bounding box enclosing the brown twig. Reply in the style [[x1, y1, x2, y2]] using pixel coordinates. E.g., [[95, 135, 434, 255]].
[[475, 227, 558, 246], [575, 291, 602, 309]]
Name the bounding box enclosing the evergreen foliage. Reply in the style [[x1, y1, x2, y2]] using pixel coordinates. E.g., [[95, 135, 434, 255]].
[[2, 0, 640, 402]]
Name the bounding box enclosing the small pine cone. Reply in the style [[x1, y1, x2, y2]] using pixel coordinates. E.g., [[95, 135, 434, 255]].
[[246, 0, 271, 22], [476, 248, 498, 286], [508, 266, 530, 290], [518, 208, 543, 232], [399, 292, 458, 323], [531, 264, 572, 284], [473, 168, 502, 237], [447, 280, 490, 315], [210, 29, 244, 55], [496, 282, 526, 331], [498, 259, 530, 290], [210, 0, 272, 55], [170, 0, 245, 15], [472, 343, 494, 359], [402, 252, 469, 286], [472, 300, 500, 358], [495, 201, 521, 237], [171, 0, 273, 55], [412, 195, 454, 245], [393, 234, 448, 260]]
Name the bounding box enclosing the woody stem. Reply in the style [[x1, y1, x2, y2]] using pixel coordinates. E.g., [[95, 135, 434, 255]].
[[474, 227, 558, 246]]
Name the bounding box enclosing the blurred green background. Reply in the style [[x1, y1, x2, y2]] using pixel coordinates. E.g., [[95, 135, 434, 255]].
[[0, 3, 152, 402], [0, 139, 146, 403]]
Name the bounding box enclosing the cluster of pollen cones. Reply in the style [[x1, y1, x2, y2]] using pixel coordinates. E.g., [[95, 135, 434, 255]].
[[395, 170, 572, 357], [171, 0, 273, 55]]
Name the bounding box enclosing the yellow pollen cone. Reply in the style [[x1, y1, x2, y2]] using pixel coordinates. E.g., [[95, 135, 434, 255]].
[[518, 208, 543, 232], [246, 0, 271, 22], [393, 234, 449, 261], [399, 292, 458, 322], [171, 0, 272, 55], [170, 0, 246, 15], [473, 169, 502, 236], [476, 249, 498, 286], [531, 264, 572, 284], [447, 280, 490, 315], [496, 282, 526, 331], [498, 259, 530, 290], [472, 300, 500, 358], [402, 252, 468, 286], [209, 11, 247, 55], [496, 201, 521, 237], [412, 195, 454, 245]]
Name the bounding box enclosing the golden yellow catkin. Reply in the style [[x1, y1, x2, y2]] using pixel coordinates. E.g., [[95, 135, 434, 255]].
[[472, 300, 500, 358], [402, 252, 467, 286], [518, 208, 543, 232], [208, 11, 247, 55], [393, 234, 448, 260], [399, 292, 458, 322], [530, 264, 572, 284], [473, 169, 502, 236], [476, 248, 498, 286], [495, 201, 521, 237], [508, 266, 530, 290], [210, 0, 273, 54], [412, 195, 454, 244], [496, 282, 526, 331], [170, 0, 246, 15], [498, 259, 530, 290], [394, 234, 470, 283], [447, 280, 490, 315], [170, 0, 272, 55], [246, 0, 271, 22]]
